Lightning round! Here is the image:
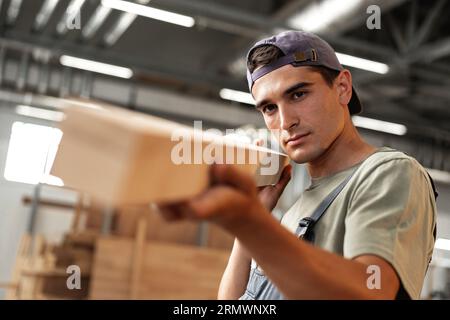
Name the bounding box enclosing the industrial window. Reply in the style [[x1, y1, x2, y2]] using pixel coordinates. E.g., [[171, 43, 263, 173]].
[[3, 121, 63, 186]]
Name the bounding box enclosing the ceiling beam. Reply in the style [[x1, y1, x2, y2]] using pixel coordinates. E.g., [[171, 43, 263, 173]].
[[0, 45, 5, 87], [155, 0, 398, 58], [33, 0, 60, 32], [410, 0, 446, 49], [187, 0, 400, 77], [0, 33, 243, 90], [103, 12, 137, 46], [299, 0, 411, 36], [387, 12, 408, 54], [156, 0, 276, 29], [81, 4, 112, 39], [405, 0, 417, 46], [409, 36, 450, 63], [5, 0, 23, 26], [101, 0, 151, 46]]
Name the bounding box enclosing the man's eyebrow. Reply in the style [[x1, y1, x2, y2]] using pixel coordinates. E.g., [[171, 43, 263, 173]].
[[254, 82, 313, 110], [284, 82, 313, 96], [255, 99, 270, 110]]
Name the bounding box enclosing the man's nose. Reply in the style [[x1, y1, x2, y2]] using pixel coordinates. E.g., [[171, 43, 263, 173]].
[[279, 105, 299, 131]]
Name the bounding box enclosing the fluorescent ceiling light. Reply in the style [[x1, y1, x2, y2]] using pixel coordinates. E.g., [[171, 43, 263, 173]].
[[227, 51, 388, 78], [288, 0, 362, 32], [16, 105, 65, 122], [220, 88, 255, 105], [60, 55, 133, 79], [4, 122, 64, 186], [435, 238, 450, 251], [352, 116, 407, 136], [101, 0, 195, 28], [336, 52, 389, 74]]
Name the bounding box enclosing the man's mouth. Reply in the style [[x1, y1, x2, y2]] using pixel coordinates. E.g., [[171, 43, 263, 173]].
[[285, 133, 310, 147]]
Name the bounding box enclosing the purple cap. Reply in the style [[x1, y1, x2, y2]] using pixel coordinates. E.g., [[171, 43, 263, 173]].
[[246, 31, 362, 115]]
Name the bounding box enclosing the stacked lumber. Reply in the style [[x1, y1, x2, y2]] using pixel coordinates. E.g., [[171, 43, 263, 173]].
[[4, 195, 234, 299], [90, 234, 230, 299], [3, 234, 91, 299]]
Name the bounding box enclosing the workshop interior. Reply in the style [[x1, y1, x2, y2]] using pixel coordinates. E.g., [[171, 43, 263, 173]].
[[0, 0, 449, 300]]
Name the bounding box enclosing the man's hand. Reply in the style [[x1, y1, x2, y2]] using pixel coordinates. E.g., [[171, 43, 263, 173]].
[[257, 164, 292, 211], [253, 139, 292, 211], [157, 164, 270, 230]]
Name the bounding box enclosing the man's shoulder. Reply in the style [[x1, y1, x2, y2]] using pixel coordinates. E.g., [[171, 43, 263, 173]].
[[348, 147, 433, 193], [367, 146, 413, 164], [358, 147, 425, 176]]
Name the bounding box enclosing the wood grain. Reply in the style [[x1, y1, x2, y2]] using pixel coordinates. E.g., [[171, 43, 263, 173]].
[[52, 100, 288, 206], [89, 236, 230, 299]]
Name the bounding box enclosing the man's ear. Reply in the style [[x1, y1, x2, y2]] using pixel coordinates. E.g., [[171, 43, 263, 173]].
[[336, 70, 352, 106]]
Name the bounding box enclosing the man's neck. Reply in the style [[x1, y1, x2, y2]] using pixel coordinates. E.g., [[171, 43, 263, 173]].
[[307, 122, 376, 179]]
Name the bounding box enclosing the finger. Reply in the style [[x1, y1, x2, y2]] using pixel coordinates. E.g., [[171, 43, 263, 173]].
[[187, 186, 249, 220], [210, 164, 257, 196], [257, 186, 266, 193], [157, 201, 187, 221], [158, 207, 181, 221], [275, 164, 292, 190]]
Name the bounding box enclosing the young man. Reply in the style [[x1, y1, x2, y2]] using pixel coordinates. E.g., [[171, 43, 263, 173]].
[[159, 31, 437, 299]]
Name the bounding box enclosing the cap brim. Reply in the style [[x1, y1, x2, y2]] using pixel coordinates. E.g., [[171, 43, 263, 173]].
[[349, 86, 362, 115]]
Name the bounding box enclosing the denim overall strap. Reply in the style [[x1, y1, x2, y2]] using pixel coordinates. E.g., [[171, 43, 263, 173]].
[[240, 170, 356, 300], [295, 170, 356, 242]]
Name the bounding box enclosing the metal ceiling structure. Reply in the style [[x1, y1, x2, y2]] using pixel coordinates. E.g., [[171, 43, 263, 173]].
[[0, 0, 449, 171]]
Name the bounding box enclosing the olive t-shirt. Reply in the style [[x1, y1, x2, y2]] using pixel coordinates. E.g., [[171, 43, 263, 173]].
[[280, 147, 436, 299]]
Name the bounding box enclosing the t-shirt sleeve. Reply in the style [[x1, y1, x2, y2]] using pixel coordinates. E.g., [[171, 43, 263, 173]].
[[343, 157, 436, 299]]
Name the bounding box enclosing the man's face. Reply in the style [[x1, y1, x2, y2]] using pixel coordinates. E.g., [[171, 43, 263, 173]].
[[252, 65, 348, 164]]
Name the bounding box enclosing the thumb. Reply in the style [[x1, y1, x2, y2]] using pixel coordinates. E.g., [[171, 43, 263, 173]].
[[275, 164, 292, 191], [210, 163, 257, 196]]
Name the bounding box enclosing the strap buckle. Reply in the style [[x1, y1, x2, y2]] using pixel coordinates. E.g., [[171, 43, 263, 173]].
[[294, 49, 318, 63], [296, 217, 315, 239]]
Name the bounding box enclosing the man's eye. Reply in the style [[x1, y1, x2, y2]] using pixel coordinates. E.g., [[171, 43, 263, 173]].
[[292, 91, 306, 99], [263, 105, 277, 114]]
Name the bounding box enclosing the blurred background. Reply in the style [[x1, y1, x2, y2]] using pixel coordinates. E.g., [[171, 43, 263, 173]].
[[0, 0, 449, 300]]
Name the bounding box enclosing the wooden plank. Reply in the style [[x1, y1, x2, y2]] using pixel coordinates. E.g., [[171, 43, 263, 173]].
[[89, 236, 230, 299], [51, 100, 288, 206], [63, 230, 98, 249], [22, 196, 77, 210], [115, 207, 200, 245], [52, 246, 93, 272], [129, 217, 147, 299], [21, 268, 90, 277], [84, 198, 110, 231], [5, 234, 31, 299], [115, 207, 234, 249], [71, 194, 84, 233], [15, 235, 46, 299]]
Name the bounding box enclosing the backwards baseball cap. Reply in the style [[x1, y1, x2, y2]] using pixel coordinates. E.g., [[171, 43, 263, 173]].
[[246, 31, 362, 115]]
